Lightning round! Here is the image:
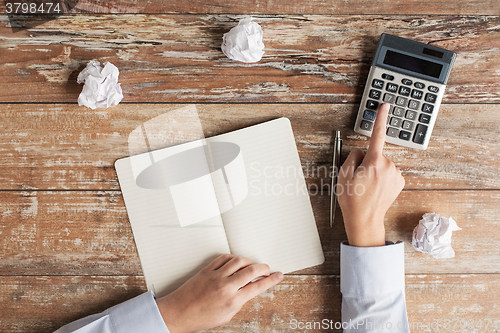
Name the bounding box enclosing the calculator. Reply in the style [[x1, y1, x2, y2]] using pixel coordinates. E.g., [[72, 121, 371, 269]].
[[354, 34, 456, 149]]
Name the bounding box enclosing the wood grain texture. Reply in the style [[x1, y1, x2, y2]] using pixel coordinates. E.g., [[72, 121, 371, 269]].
[[2, 274, 499, 333], [1, 190, 498, 276], [1, 15, 500, 103], [1, 2, 499, 332], [1, 0, 499, 15], [0, 103, 498, 190], [0, 275, 147, 333]]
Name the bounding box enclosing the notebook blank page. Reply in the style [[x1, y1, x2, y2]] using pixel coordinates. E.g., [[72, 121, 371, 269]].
[[115, 141, 230, 298], [208, 118, 325, 274]]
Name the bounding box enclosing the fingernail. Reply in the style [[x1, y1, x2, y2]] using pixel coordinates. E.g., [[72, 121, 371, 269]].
[[277, 272, 284, 279]]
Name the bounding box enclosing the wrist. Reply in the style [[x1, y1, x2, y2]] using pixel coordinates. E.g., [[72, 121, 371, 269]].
[[344, 216, 385, 247], [156, 294, 186, 333]]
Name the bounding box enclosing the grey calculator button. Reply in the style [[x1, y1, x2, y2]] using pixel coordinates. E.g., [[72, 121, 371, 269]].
[[405, 110, 417, 120], [411, 89, 423, 100], [414, 82, 425, 89], [425, 93, 437, 103], [422, 103, 434, 113], [383, 93, 396, 103], [401, 78, 413, 86], [408, 100, 420, 110], [360, 120, 373, 131], [428, 85, 439, 93], [402, 120, 415, 131], [366, 99, 379, 110], [369, 89, 382, 100], [382, 73, 394, 81], [387, 127, 399, 137], [419, 113, 431, 124], [396, 96, 408, 107], [398, 86, 411, 97], [372, 79, 384, 89], [413, 124, 428, 144], [399, 130, 411, 141], [392, 106, 404, 117], [386, 83, 398, 93], [390, 117, 402, 128]]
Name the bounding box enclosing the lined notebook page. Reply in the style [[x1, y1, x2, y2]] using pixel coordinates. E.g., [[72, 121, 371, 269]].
[[208, 118, 325, 274], [115, 140, 230, 298]]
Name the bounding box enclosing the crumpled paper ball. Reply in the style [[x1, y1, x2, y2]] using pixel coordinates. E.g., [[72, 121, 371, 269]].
[[412, 212, 461, 259], [221, 17, 265, 63], [77, 61, 123, 110]]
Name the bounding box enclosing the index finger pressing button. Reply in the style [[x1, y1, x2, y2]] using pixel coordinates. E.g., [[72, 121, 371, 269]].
[[366, 103, 390, 156]]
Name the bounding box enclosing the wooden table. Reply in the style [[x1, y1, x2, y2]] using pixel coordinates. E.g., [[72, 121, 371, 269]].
[[1, 1, 499, 332]]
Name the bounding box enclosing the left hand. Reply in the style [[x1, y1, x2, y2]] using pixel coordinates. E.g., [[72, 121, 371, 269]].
[[155, 254, 283, 333]]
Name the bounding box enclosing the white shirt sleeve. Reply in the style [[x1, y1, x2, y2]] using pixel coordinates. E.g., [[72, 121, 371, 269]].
[[53, 291, 170, 333], [340, 241, 410, 333]]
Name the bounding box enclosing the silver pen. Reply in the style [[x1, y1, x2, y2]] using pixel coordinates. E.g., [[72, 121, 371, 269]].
[[330, 131, 342, 227]]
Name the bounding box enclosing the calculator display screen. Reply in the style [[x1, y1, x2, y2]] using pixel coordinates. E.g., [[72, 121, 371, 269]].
[[383, 50, 443, 79]]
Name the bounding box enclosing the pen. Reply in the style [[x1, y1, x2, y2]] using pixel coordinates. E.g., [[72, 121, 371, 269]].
[[330, 131, 342, 227]]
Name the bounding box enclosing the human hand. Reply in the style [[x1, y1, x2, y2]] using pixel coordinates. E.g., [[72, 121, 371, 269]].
[[155, 254, 283, 333], [337, 103, 405, 247]]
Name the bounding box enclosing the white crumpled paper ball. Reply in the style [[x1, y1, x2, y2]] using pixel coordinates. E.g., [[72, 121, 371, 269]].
[[221, 17, 265, 63], [77, 61, 123, 110], [412, 212, 461, 259]]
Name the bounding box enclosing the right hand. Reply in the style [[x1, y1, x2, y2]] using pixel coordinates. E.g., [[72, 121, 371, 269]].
[[155, 254, 283, 333], [337, 103, 405, 247]]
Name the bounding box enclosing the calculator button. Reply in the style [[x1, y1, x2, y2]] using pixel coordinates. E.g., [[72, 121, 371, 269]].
[[413, 124, 428, 144], [419, 113, 431, 124], [422, 103, 434, 113], [425, 93, 437, 103], [387, 127, 399, 137], [390, 117, 403, 128], [428, 85, 439, 93], [369, 89, 382, 100], [401, 78, 413, 86], [399, 130, 412, 141], [382, 73, 394, 81], [398, 86, 411, 97], [366, 100, 379, 110], [360, 120, 373, 131], [402, 120, 415, 131], [383, 93, 396, 104], [386, 83, 398, 93], [372, 79, 384, 89], [411, 89, 423, 100], [363, 110, 376, 121], [408, 100, 420, 110], [396, 96, 408, 107], [414, 82, 425, 89], [392, 106, 405, 117], [405, 110, 417, 120]]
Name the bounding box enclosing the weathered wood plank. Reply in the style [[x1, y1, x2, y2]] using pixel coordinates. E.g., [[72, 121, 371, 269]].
[[0, 104, 498, 190], [1, 15, 499, 103], [0, 190, 142, 276], [1, 190, 498, 276], [0, 275, 147, 333], [1, 0, 499, 15], [1, 274, 499, 333]]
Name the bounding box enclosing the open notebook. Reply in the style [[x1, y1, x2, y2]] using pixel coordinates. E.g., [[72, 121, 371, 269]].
[[115, 118, 324, 297]]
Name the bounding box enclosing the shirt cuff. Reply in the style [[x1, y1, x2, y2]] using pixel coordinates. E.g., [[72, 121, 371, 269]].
[[340, 241, 405, 297], [107, 291, 170, 333]]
